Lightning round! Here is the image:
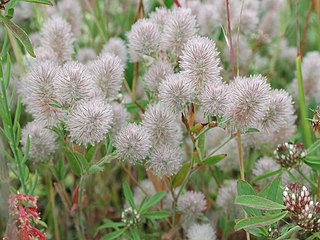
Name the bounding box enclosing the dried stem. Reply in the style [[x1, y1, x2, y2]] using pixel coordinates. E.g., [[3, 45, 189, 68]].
[[301, 0, 315, 55]]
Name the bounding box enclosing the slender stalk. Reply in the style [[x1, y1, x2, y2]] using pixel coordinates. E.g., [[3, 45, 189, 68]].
[[297, 168, 317, 190], [206, 135, 233, 158], [47, 168, 60, 240], [225, 0, 235, 80], [301, 0, 315, 56], [132, 63, 139, 101], [236, 130, 245, 181]]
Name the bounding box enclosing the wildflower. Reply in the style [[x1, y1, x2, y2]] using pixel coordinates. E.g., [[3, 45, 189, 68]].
[[143, 60, 173, 94], [56, 0, 82, 36], [274, 143, 306, 168], [33, 46, 58, 63], [161, 8, 197, 56], [121, 207, 141, 226], [180, 35, 222, 88], [40, 16, 74, 63], [66, 98, 113, 146], [55, 61, 94, 106], [8, 194, 46, 240], [19, 61, 61, 126], [224, 75, 271, 131], [115, 123, 152, 165], [146, 144, 183, 178], [260, 89, 295, 133], [187, 223, 216, 240], [177, 191, 206, 217], [216, 180, 243, 218], [127, 19, 161, 62], [197, 3, 224, 36], [158, 73, 195, 113], [89, 53, 124, 100], [109, 102, 130, 137], [101, 37, 127, 65], [252, 157, 280, 187], [149, 7, 170, 32], [283, 183, 311, 214], [199, 82, 229, 117], [21, 121, 57, 163], [77, 48, 96, 63], [142, 103, 182, 146]]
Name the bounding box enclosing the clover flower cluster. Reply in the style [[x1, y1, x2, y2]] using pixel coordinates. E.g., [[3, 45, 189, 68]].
[[283, 183, 320, 232], [121, 207, 141, 226], [177, 191, 207, 217], [5, 194, 45, 240], [274, 143, 307, 168]]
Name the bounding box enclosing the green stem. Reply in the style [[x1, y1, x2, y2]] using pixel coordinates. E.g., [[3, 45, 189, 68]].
[[206, 135, 233, 159], [296, 55, 312, 147], [297, 168, 317, 190]]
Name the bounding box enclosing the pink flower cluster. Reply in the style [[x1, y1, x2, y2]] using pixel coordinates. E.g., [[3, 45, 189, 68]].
[[4, 194, 46, 240]]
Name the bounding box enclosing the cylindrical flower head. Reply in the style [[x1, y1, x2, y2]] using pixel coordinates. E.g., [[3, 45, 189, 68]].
[[66, 98, 113, 146], [127, 19, 161, 62], [101, 37, 127, 65], [77, 48, 96, 64], [19, 61, 61, 126], [143, 60, 174, 94], [109, 102, 130, 138], [180, 36, 222, 88], [199, 82, 229, 117], [89, 53, 124, 100], [21, 121, 57, 163], [149, 7, 170, 32], [161, 8, 197, 56], [274, 143, 307, 168], [55, 61, 94, 106], [56, 0, 82, 36], [187, 224, 216, 240], [147, 144, 183, 178], [40, 16, 74, 63], [283, 183, 311, 215], [158, 73, 196, 113], [142, 103, 182, 146], [260, 89, 295, 133], [115, 123, 152, 165], [177, 191, 206, 217], [298, 201, 320, 232], [224, 75, 271, 131]]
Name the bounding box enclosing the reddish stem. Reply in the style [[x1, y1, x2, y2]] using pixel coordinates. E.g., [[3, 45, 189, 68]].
[[174, 0, 181, 7]]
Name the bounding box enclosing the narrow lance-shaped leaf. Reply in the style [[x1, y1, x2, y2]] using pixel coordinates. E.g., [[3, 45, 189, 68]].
[[123, 183, 136, 209], [235, 211, 288, 231], [235, 195, 286, 211], [140, 191, 166, 214], [0, 15, 35, 57]]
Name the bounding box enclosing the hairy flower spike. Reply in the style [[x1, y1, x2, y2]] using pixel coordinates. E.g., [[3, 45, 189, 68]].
[[147, 144, 183, 178], [180, 35, 222, 88], [66, 98, 113, 146], [187, 223, 216, 240], [274, 143, 306, 168], [161, 8, 197, 56], [177, 191, 206, 217], [127, 19, 161, 62], [55, 61, 94, 106], [19, 61, 61, 126], [101, 37, 127, 65], [21, 121, 57, 163], [89, 53, 124, 100], [115, 123, 152, 165], [40, 16, 74, 63], [224, 75, 271, 131], [143, 60, 174, 94], [158, 73, 195, 113], [142, 103, 182, 146], [199, 82, 229, 117]]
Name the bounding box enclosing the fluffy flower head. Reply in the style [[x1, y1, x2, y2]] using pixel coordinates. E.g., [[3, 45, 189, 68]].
[[187, 224, 216, 240], [177, 191, 206, 217]]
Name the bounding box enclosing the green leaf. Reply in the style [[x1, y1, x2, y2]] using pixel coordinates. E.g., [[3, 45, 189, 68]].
[[258, 178, 282, 204], [203, 153, 227, 165], [307, 139, 320, 155], [123, 183, 136, 209], [20, 0, 53, 5], [74, 151, 89, 171], [101, 228, 125, 240], [64, 147, 81, 176], [0, 15, 35, 57], [252, 169, 282, 183], [276, 226, 302, 240], [126, 100, 148, 113], [304, 156, 320, 170], [97, 220, 125, 231], [88, 164, 103, 175], [245, 227, 268, 237], [237, 180, 261, 216], [235, 211, 288, 231], [245, 128, 260, 133], [85, 144, 97, 162], [143, 211, 171, 219], [172, 162, 190, 188], [140, 191, 166, 214], [235, 195, 286, 211]]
